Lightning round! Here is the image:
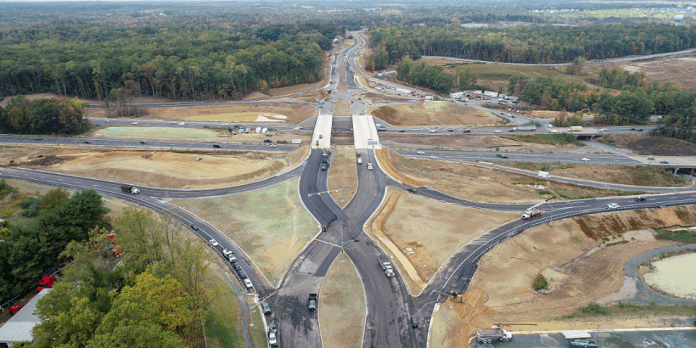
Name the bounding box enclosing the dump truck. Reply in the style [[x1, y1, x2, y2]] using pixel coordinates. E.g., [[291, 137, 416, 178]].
[[521, 209, 544, 220], [379, 255, 395, 277], [308, 294, 318, 311], [476, 327, 512, 344], [121, 185, 140, 194], [563, 332, 598, 348]]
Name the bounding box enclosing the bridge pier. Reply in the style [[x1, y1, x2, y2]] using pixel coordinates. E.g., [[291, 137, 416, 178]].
[[675, 167, 679, 175]]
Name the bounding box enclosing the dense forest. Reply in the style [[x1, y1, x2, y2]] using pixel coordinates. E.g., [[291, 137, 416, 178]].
[[0, 21, 341, 101], [369, 23, 696, 65], [0, 96, 88, 135]]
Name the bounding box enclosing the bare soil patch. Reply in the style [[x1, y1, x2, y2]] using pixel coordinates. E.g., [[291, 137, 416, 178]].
[[318, 255, 366, 348], [368, 102, 500, 126], [333, 99, 352, 116], [357, 92, 411, 104], [503, 162, 688, 187], [327, 146, 358, 207], [372, 188, 519, 294], [375, 149, 423, 188], [593, 52, 696, 91], [600, 133, 696, 156], [241, 91, 271, 100], [86, 103, 318, 125], [21, 149, 288, 189], [384, 150, 633, 203], [466, 206, 696, 327], [429, 291, 496, 348], [277, 90, 329, 103], [380, 134, 525, 149]]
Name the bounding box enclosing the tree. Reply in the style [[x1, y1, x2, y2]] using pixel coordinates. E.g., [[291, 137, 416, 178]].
[[39, 187, 70, 216]]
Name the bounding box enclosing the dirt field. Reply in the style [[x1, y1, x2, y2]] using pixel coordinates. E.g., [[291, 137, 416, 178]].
[[86, 103, 318, 125], [366, 187, 520, 295], [333, 99, 352, 116], [503, 162, 689, 187], [429, 291, 496, 348], [368, 102, 500, 126], [170, 178, 318, 286], [98, 127, 222, 140], [380, 150, 636, 203], [277, 90, 329, 103], [380, 134, 531, 149], [464, 205, 696, 332], [327, 146, 358, 207], [600, 133, 696, 156], [318, 255, 366, 348], [20, 149, 295, 189], [375, 149, 423, 188], [593, 52, 696, 91], [357, 91, 411, 104]]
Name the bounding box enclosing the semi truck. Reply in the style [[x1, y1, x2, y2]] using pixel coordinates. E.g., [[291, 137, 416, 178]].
[[521, 209, 544, 220], [379, 255, 395, 277], [512, 125, 537, 132], [121, 185, 140, 194], [308, 294, 318, 311], [476, 327, 512, 344], [570, 126, 583, 132]]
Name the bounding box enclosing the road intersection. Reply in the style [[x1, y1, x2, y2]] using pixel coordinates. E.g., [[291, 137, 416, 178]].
[[2, 31, 695, 348]]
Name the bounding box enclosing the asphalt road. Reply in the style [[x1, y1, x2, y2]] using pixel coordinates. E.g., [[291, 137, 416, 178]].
[[399, 149, 644, 165]]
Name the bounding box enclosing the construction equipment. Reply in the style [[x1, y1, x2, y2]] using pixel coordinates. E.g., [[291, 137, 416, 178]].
[[476, 326, 512, 344], [120, 184, 140, 194], [379, 255, 395, 277]]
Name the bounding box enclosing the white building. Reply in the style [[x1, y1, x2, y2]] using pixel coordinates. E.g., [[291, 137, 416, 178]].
[[449, 92, 465, 99], [483, 91, 499, 98], [0, 289, 52, 345]]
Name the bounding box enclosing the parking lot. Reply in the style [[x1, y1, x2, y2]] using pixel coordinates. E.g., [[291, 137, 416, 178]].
[[470, 329, 696, 348]]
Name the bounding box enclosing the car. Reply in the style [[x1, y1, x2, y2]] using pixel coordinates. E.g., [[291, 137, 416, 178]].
[[233, 263, 242, 272], [264, 139, 272, 143], [411, 315, 419, 328], [496, 153, 508, 159], [448, 128, 454, 132], [635, 196, 646, 201], [647, 156, 655, 160], [607, 203, 620, 210], [429, 129, 437, 133], [367, 163, 373, 170], [190, 225, 200, 231], [546, 124, 554, 128], [105, 119, 110, 123], [630, 128, 636, 131], [493, 130, 502, 133], [270, 144, 277, 147], [599, 128, 607, 132], [581, 158, 590, 161], [268, 329, 278, 347], [35, 137, 43, 140], [407, 188, 416, 193], [243, 278, 253, 290], [140, 141, 146, 144], [319, 134, 323, 139], [261, 302, 272, 315], [213, 144, 221, 148], [430, 156, 438, 159], [463, 129, 471, 133], [221, 123, 229, 126], [638, 128, 644, 132], [228, 254, 237, 263], [399, 130, 406, 132], [178, 122, 186, 126], [84, 141, 91, 144], [237, 268, 247, 279], [660, 160, 669, 164], [131, 122, 138, 125], [209, 239, 219, 247]]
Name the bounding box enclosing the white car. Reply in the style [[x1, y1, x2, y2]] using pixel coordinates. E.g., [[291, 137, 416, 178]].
[[548, 129, 558, 133], [367, 163, 373, 170], [546, 124, 554, 128], [209, 239, 219, 247], [429, 129, 437, 133], [581, 158, 590, 161], [493, 130, 502, 133], [268, 331, 277, 346], [131, 122, 138, 125], [417, 151, 425, 155], [243, 278, 253, 289], [430, 156, 438, 159], [607, 203, 620, 210], [221, 123, 229, 126], [105, 119, 110, 123], [598, 128, 607, 132], [178, 122, 186, 126]]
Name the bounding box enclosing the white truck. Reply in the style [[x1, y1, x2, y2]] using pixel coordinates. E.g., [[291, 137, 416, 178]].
[[521, 209, 544, 220], [476, 326, 512, 344], [379, 255, 395, 277]]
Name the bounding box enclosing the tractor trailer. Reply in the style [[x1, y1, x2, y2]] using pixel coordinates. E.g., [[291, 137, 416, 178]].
[[121, 185, 140, 194], [379, 255, 395, 277]]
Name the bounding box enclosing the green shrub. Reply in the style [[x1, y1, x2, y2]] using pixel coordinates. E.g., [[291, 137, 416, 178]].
[[533, 274, 548, 290], [580, 303, 607, 315]]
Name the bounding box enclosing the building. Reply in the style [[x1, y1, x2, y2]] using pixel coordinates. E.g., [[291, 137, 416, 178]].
[[483, 91, 499, 98], [0, 289, 52, 345], [460, 23, 489, 29], [449, 92, 465, 99]]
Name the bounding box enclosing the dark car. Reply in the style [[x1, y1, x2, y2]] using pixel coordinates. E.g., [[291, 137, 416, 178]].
[[262, 302, 272, 315], [35, 137, 43, 141], [399, 130, 406, 133], [496, 153, 509, 159], [237, 268, 247, 279], [190, 225, 200, 231], [660, 160, 669, 164], [264, 139, 272, 143], [213, 144, 221, 148], [463, 129, 471, 133], [407, 188, 416, 193], [410, 315, 418, 328], [140, 141, 146, 144], [630, 128, 636, 131], [638, 129, 644, 132], [84, 141, 91, 144], [635, 196, 646, 201], [233, 263, 242, 272]]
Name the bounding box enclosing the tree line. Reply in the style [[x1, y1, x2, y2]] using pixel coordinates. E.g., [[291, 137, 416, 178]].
[[369, 23, 696, 65], [0, 96, 89, 135], [0, 21, 341, 102]]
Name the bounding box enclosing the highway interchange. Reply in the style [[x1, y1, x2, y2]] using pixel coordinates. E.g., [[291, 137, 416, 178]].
[[2, 30, 696, 348]]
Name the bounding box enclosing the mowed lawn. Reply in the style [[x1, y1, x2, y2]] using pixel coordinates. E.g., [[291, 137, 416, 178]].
[[98, 126, 221, 139], [171, 178, 318, 286]]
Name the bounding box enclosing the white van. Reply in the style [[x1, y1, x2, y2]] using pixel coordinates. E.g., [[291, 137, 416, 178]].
[[357, 158, 362, 164]]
